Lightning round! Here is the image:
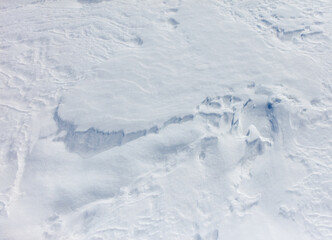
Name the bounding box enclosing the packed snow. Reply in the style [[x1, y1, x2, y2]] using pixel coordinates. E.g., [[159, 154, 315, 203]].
[[0, 0, 332, 239]]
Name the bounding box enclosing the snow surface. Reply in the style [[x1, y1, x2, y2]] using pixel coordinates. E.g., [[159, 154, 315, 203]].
[[0, 0, 332, 239]]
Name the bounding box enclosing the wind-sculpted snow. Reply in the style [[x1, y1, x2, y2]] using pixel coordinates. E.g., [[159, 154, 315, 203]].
[[54, 107, 196, 157], [218, 0, 332, 54], [53, 93, 279, 158], [20, 87, 331, 240], [1, 0, 332, 239]]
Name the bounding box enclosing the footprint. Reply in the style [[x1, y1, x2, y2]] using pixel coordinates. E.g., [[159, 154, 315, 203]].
[[193, 233, 202, 240], [168, 18, 179, 28], [77, 0, 105, 4], [0, 201, 6, 216], [167, 8, 178, 13], [132, 36, 143, 46]]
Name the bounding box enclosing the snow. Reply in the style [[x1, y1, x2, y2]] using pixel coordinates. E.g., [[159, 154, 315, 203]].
[[0, 0, 332, 239]]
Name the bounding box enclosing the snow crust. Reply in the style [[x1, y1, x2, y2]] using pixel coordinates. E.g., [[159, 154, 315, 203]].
[[1, 0, 332, 239]]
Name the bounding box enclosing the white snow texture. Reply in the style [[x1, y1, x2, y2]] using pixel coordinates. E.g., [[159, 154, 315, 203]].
[[0, 0, 332, 239]]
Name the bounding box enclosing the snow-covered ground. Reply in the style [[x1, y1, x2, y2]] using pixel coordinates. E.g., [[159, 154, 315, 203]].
[[0, 0, 332, 239]]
